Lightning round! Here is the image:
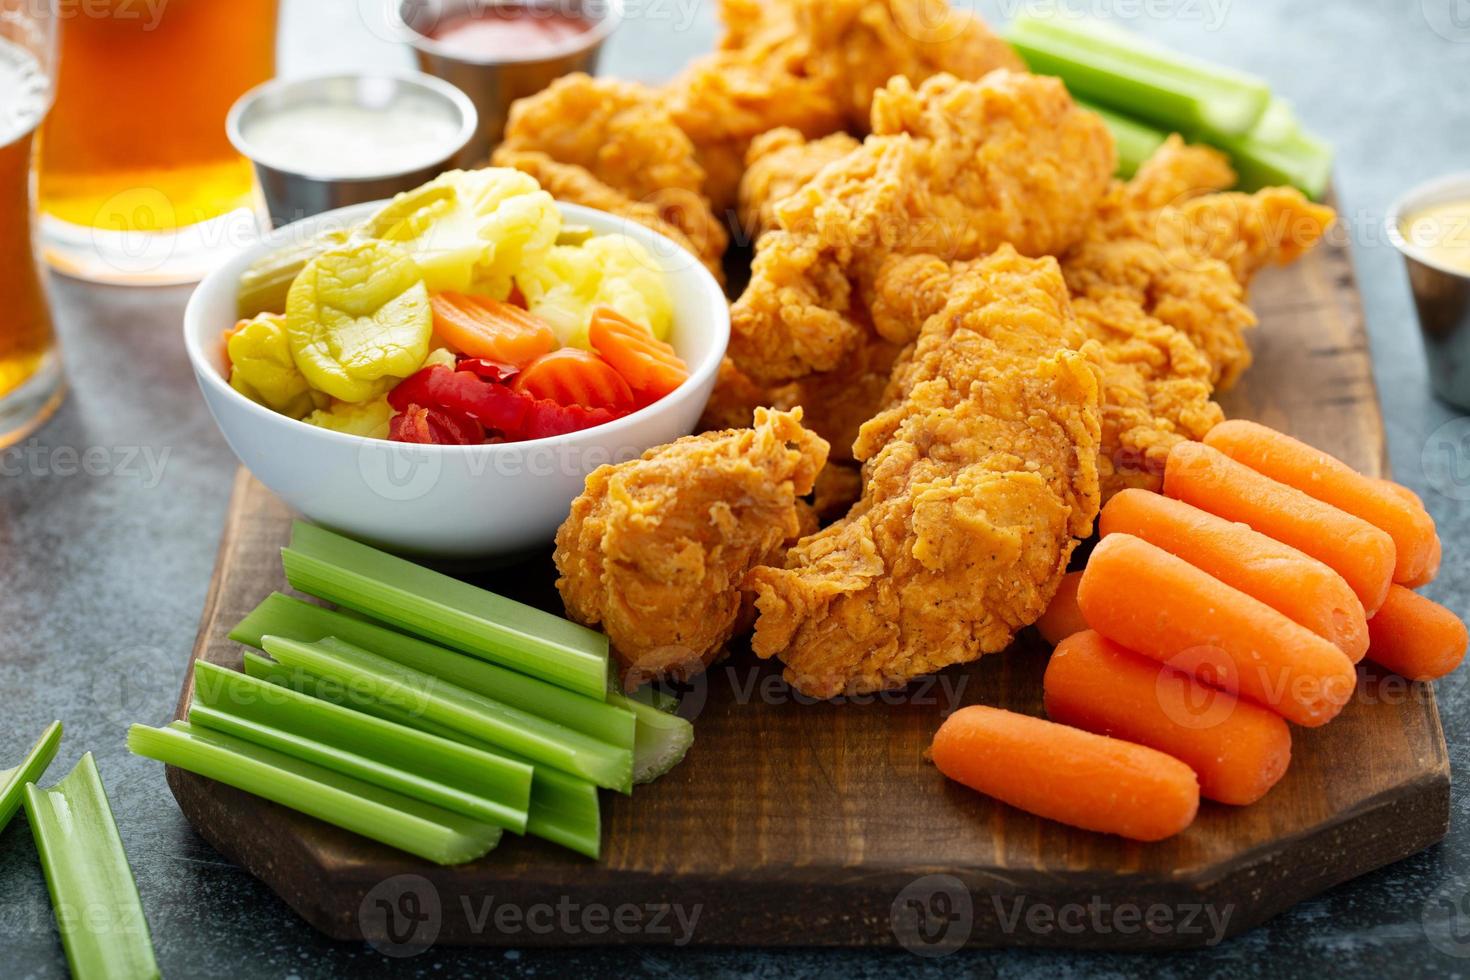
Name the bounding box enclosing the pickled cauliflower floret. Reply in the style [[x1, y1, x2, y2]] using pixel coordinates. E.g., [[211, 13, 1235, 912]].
[[364, 168, 561, 296], [304, 396, 395, 440], [285, 240, 433, 403], [516, 234, 673, 348], [226, 313, 319, 419]]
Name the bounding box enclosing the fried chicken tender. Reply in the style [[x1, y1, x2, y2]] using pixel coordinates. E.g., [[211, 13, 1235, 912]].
[[738, 128, 862, 241], [498, 74, 705, 203], [797, 0, 1024, 127], [493, 149, 728, 282], [666, 0, 1021, 211], [555, 408, 829, 686], [730, 71, 1115, 384], [1057, 144, 1335, 496], [492, 75, 729, 280], [745, 248, 1102, 697]]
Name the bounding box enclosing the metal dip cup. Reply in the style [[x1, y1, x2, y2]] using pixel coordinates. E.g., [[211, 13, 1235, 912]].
[[227, 71, 478, 229], [1387, 173, 1470, 411], [395, 0, 624, 164]]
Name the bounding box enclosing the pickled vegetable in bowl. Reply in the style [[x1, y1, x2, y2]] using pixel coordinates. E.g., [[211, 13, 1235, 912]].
[[225, 168, 690, 446]]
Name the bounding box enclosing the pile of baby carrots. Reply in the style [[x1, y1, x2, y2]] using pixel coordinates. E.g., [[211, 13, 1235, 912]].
[[931, 420, 1467, 842]]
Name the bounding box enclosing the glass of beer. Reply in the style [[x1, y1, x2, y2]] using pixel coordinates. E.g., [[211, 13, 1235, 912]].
[[0, 1, 64, 447], [37, 0, 279, 284]]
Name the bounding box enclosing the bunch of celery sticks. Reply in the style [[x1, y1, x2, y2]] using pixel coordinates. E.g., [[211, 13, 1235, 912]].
[[130, 521, 694, 866], [1008, 14, 1333, 196]]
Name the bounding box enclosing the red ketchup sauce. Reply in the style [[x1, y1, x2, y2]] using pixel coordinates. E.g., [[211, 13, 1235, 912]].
[[425, 6, 594, 59]]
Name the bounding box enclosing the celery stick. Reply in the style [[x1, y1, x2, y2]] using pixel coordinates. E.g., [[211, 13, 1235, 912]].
[[231, 593, 634, 748], [606, 691, 695, 785], [1007, 15, 1270, 138], [1207, 98, 1333, 199], [0, 720, 62, 834], [129, 722, 501, 865], [1077, 99, 1167, 178], [24, 753, 159, 980], [190, 662, 531, 831], [262, 635, 633, 793], [283, 521, 608, 698], [244, 653, 602, 858]]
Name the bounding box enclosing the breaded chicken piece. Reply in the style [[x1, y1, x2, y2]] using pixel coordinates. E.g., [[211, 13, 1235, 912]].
[[492, 75, 728, 280], [797, 0, 1024, 127], [1058, 147, 1334, 495], [738, 128, 862, 241], [665, 0, 1022, 211], [768, 338, 903, 463], [730, 71, 1115, 384], [745, 248, 1102, 697], [555, 408, 829, 687], [497, 74, 706, 203], [493, 149, 727, 282]]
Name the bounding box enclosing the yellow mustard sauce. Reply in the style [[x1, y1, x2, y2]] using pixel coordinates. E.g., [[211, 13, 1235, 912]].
[[1404, 200, 1470, 275]]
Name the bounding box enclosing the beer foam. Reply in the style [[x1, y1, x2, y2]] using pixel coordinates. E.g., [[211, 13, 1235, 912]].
[[0, 37, 49, 146]]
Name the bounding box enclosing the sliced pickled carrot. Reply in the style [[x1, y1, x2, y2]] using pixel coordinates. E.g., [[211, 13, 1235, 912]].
[[513, 348, 635, 413], [587, 307, 689, 401], [430, 293, 557, 368]]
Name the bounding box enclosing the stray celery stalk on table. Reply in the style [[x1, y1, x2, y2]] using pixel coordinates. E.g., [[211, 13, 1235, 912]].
[[0, 720, 61, 834], [24, 752, 159, 980]]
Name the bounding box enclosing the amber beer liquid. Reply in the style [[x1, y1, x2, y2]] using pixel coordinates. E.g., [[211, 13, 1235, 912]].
[[0, 36, 55, 428], [38, 0, 278, 233]]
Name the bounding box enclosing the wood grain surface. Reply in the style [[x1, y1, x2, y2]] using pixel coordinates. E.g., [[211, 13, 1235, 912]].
[[166, 226, 1450, 950]]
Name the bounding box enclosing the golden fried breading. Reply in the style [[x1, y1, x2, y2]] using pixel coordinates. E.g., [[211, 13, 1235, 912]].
[[730, 72, 1115, 384], [666, 0, 1022, 212], [738, 128, 862, 241], [498, 74, 706, 203], [1165, 187, 1337, 287], [1055, 145, 1335, 495], [796, 0, 1024, 127], [492, 149, 727, 282], [746, 248, 1101, 697], [769, 337, 902, 463], [697, 356, 773, 432], [555, 408, 829, 687], [1119, 134, 1236, 212]]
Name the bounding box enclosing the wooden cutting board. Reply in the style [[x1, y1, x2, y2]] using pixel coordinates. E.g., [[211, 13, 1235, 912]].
[[167, 225, 1450, 951]]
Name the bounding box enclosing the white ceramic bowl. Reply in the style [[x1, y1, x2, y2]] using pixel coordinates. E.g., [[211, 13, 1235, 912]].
[[184, 201, 729, 557]]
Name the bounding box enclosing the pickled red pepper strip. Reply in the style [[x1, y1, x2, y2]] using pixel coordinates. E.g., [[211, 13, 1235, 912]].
[[128, 723, 501, 865], [0, 720, 62, 834], [281, 521, 610, 698], [24, 753, 159, 980], [242, 653, 603, 859], [388, 364, 622, 441]]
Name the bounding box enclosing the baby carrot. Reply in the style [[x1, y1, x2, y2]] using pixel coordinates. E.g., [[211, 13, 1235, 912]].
[[1077, 533, 1357, 727], [1100, 489, 1368, 661], [1376, 480, 1442, 587], [1204, 420, 1438, 587], [1036, 571, 1087, 646], [1366, 586, 1468, 681], [929, 705, 1199, 842], [1045, 631, 1292, 805], [1165, 441, 1396, 617]]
